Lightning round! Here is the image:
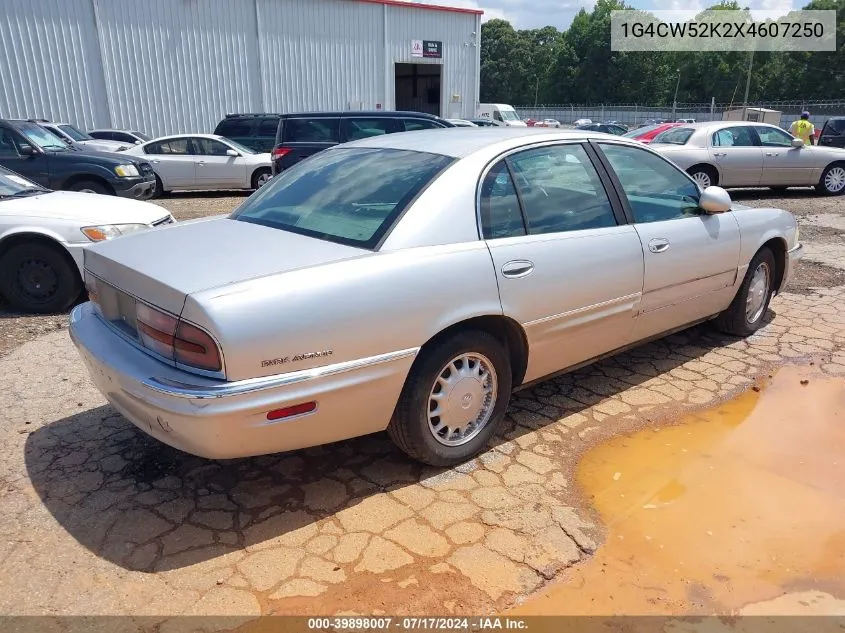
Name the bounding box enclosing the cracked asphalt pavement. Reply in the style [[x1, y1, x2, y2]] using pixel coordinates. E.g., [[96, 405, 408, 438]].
[[1, 188, 845, 619]]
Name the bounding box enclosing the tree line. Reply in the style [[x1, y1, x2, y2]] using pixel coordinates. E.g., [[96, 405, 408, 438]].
[[480, 0, 844, 106]]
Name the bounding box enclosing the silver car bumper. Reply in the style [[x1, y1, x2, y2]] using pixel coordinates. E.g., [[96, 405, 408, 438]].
[[68, 303, 416, 459], [781, 242, 804, 289]]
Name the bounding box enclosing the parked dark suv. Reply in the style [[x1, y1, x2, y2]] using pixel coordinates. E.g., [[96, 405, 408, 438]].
[[819, 117, 845, 149], [267, 111, 454, 174], [213, 114, 282, 153], [0, 119, 157, 199]]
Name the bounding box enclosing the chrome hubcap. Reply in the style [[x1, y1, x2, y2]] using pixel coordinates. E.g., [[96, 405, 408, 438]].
[[745, 262, 770, 324], [79, 188, 96, 194], [257, 173, 271, 187], [427, 353, 497, 447], [691, 171, 712, 188], [824, 167, 845, 193]]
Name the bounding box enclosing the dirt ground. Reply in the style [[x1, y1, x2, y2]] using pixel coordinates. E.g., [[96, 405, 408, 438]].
[[0, 187, 844, 624]]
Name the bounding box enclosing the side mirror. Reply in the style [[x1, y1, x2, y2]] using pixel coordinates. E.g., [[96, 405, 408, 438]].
[[791, 138, 804, 148], [226, 149, 239, 157], [19, 144, 36, 157], [699, 185, 732, 214]]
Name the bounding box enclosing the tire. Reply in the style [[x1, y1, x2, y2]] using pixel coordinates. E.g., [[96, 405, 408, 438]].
[[251, 168, 272, 190], [388, 329, 512, 467], [151, 175, 164, 199], [714, 247, 776, 337], [0, 242, 82, 313], [66, 179, 111, 195], [815, 162, 845, 196], [687, 165, 718, 189]]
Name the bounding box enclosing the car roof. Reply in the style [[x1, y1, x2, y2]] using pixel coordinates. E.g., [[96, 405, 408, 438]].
[[224, 111, 445, 120], [341, 127, 631, 158], [144, 133, 226, 142]]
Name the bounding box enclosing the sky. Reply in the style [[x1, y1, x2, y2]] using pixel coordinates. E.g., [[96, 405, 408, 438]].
[[415, 0, 804, 31]]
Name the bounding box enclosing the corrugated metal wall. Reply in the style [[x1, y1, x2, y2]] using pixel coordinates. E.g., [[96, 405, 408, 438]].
[[0, 0, 480, 137]]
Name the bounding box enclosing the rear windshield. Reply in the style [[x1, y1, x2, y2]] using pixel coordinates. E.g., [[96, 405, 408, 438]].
[[283, 118, 341, 143], [652, 127, 693, 145], [822, 119, 845, 135], [132, 131, 151, 141], [231, 147, 453, 249], [623, 124, 659, 138], [58, 124, 92, 141]]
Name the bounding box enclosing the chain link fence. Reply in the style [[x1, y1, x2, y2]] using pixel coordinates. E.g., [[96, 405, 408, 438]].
[[514, 100, 845, 130]]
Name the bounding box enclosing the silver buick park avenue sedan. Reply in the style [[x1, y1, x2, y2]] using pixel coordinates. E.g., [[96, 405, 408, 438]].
[[69, 128, 803, 466]]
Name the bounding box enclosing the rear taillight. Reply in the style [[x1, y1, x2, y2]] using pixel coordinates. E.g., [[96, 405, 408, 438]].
[[136, 303, 222, 373], [271, 147, 292, 160]]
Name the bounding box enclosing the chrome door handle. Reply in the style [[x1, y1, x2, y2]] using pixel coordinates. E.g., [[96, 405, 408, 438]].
[[713, 152, 727, 157], [648, 238, 670, 254], [501, 260, 534, 278], [765, 152, 779, 157]]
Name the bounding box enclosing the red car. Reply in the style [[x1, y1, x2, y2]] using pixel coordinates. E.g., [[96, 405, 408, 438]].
[[623, 122, 682, 144]]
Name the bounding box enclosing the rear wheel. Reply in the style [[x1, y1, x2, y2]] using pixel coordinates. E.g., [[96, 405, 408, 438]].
[[714, 247, 775, 337], [66, 179, 111, 195], [251, 168, 272, 190], [816, 163, 845, 196], [687, 165, 718, 189], [388, 330, 512, 467], [0, 242, 81, 313]]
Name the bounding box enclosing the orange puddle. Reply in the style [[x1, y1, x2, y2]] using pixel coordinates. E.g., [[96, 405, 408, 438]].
[[513, 364, 845, 616]]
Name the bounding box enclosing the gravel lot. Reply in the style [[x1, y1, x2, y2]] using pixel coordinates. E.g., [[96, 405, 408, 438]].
[[1, 187, 845, 617], [1, 188, 842, 357]]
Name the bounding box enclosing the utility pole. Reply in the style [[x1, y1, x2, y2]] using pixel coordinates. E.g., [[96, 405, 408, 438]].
[[742, 49, 754, 120], [671, 68, 681, 121]]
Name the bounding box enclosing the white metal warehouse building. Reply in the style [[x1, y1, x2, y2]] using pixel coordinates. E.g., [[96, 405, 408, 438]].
[[0, 0, 482, 136]]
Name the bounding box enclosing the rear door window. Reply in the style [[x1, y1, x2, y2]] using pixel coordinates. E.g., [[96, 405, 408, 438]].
[[284, 118, 340, 143], [342, 118, 400, 141], [258, 118, 280, 137], [145, 138, 190, 155]]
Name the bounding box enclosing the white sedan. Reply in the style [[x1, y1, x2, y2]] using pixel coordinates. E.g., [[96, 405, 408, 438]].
[[123, 134, 273, 196], [0, 166, 173, 313]]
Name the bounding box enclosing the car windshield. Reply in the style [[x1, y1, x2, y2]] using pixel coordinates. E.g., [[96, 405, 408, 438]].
[[653, 127, 694, 145], [132, 131, 151, 141], [0, 167, 46, 198], [623, 124, 659, 138], [231, 147, 453, 249], [18, 123, 67, 150], [223, 138, 256, 154], [58, 124, 93, 141], [499, 110, 520, 121]]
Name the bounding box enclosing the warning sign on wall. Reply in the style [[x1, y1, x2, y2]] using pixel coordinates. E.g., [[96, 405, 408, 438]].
[[411, 40, 423, 57]]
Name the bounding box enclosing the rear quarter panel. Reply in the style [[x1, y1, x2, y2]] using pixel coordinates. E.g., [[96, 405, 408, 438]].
[[182, 241, 503, 382], [730, 206, 798, 276]]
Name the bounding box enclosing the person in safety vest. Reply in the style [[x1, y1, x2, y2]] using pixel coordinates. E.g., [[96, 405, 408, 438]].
[[789, 111, 815, 145]]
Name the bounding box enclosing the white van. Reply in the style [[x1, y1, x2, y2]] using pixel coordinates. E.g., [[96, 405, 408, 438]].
[[476, 104, 527, 127]]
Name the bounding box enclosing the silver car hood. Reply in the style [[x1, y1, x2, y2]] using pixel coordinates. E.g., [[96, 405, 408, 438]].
[[84, 217, 369, 315]]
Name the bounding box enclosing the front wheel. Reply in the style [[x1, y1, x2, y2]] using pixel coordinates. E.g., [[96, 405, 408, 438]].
[[714, 247, 775, 337], [66, 179, 111, 195], [388, 330, 512, 467], [816, 163, 845, 196], [0, 242, 81, 313]]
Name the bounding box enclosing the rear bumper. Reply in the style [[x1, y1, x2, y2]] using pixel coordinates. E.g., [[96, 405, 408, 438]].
[[68, 302, 416, 459], [113, 177, 156, 200]]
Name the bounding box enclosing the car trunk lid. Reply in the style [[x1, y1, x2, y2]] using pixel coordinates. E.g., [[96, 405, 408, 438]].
[[84, 216, 369, 317]]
